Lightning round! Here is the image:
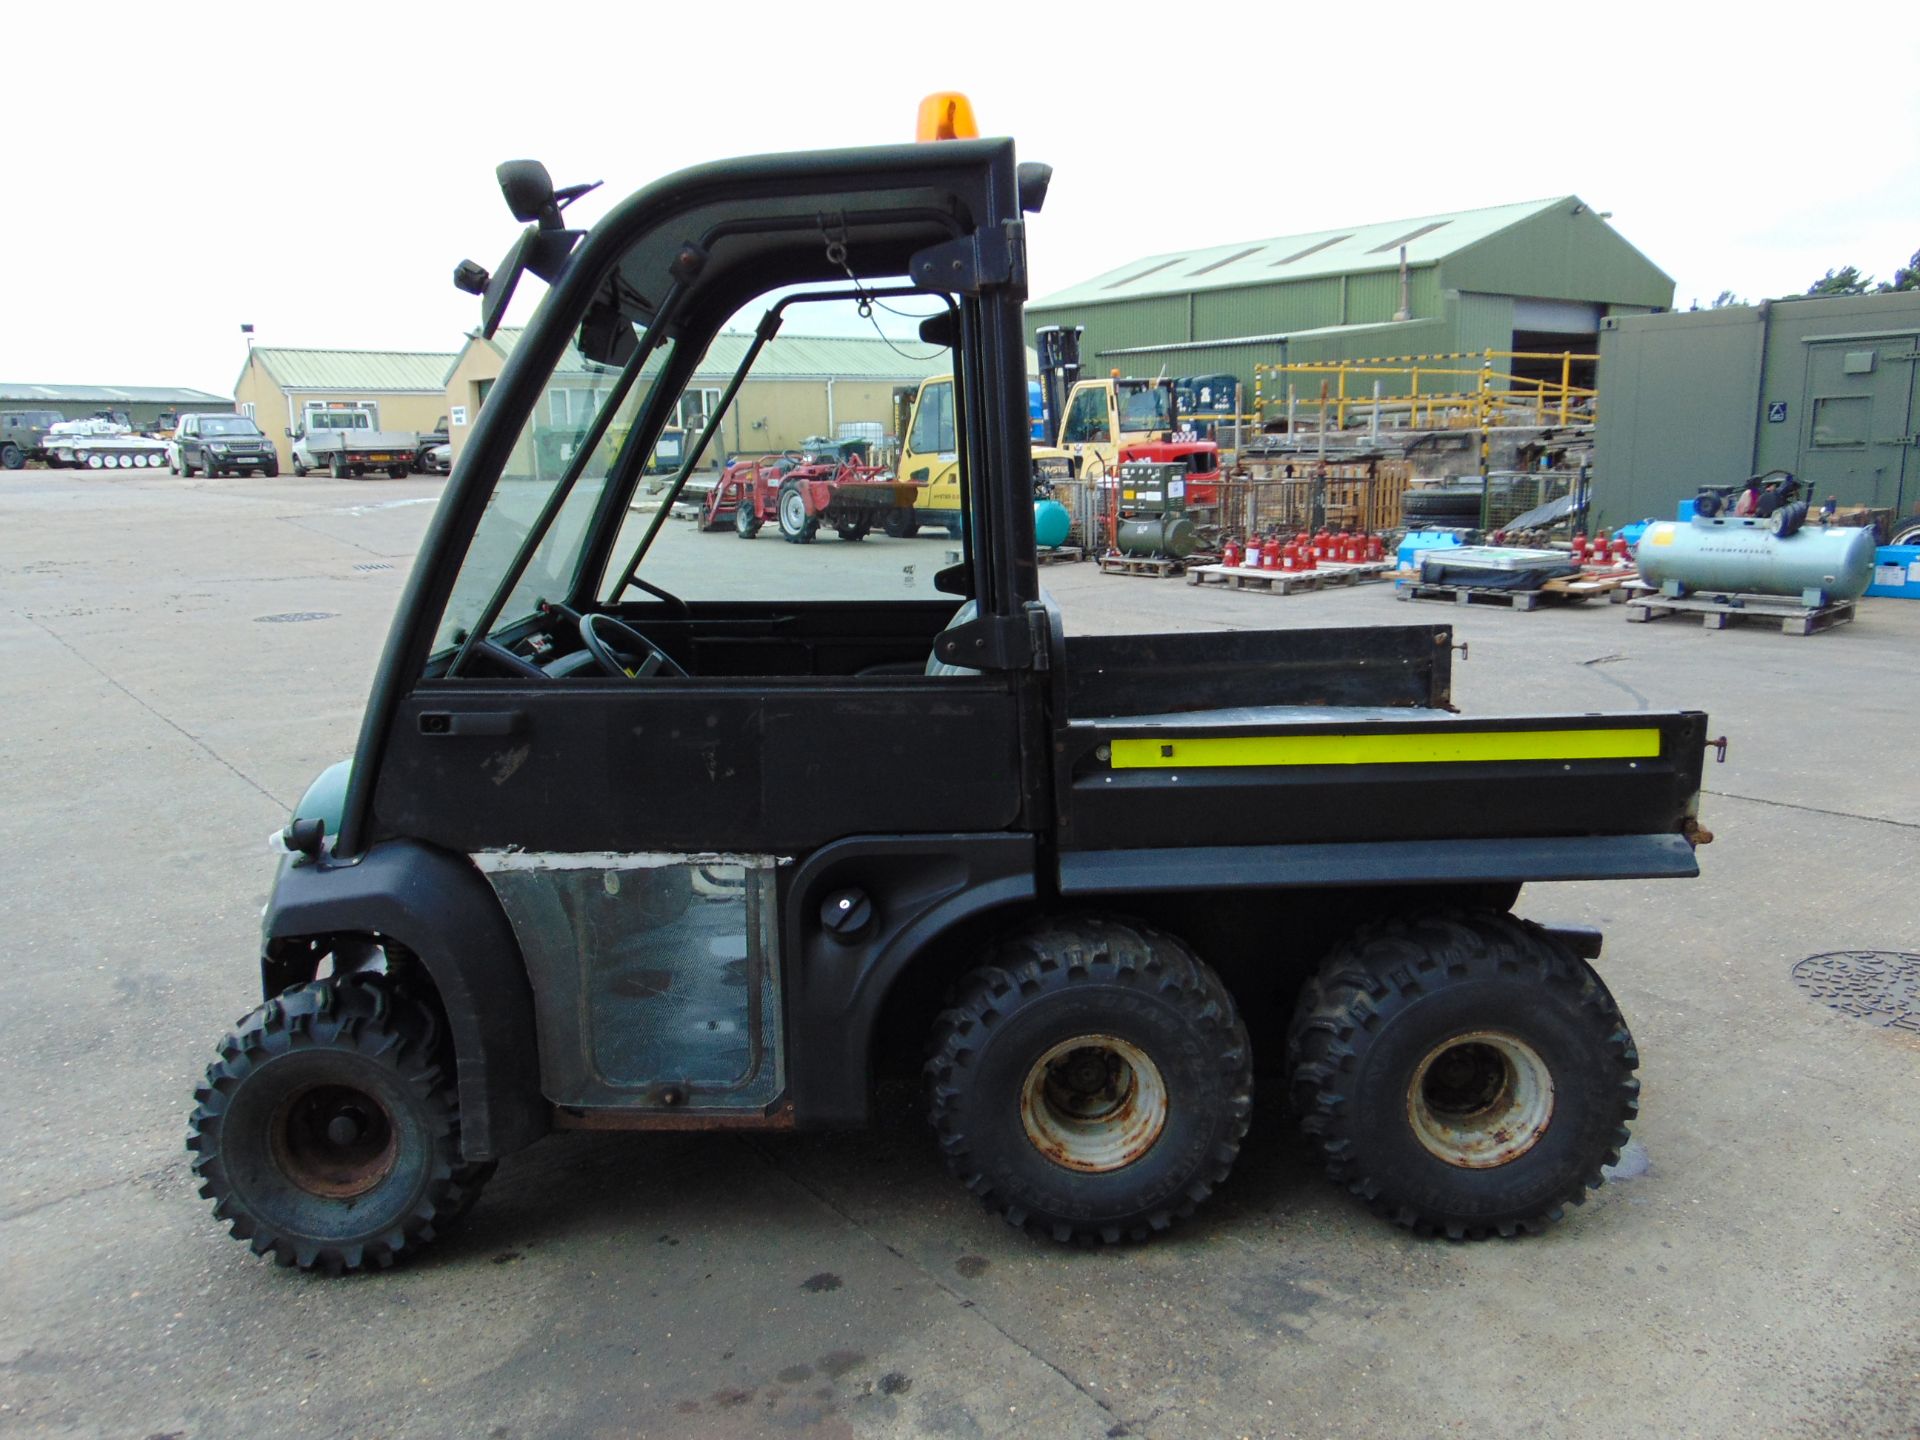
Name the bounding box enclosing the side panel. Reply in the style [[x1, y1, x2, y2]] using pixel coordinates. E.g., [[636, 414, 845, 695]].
[[261, 840, 547, 1161]]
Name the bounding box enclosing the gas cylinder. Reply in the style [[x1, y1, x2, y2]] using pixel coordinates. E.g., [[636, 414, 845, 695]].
[[1635, 515, 1875, 602], [1262, 535, 1282, 569], [1572, 532, 1589, 563], [1366, 534, 1384, 561], [1222, 538, 1242, 569], [1280, 542, 1300, 571], [1610, 535, 1630, 564], [1341, 535, 1362, 563], [1033, 499, 1072, 549], [1294, 539, 1315, 571]]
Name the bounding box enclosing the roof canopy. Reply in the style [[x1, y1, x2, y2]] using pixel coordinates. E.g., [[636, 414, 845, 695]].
[[0, 383, 228, 405], [248, 347, 458, 393]]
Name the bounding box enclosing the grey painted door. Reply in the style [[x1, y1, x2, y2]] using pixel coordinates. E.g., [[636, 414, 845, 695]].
[[1797, 335, 1918, 515]]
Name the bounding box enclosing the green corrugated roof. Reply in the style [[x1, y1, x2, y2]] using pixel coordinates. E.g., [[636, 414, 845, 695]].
[[1032, 197, 1579, 308], [0, 383, 228, 405], [249, 347, 457, 393]]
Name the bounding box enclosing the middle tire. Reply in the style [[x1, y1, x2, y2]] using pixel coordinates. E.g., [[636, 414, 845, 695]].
[[926, 916, 1252, 1244]]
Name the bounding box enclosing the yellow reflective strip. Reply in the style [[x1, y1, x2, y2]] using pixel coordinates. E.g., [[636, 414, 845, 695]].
[[1109, 728, 1661, 769]]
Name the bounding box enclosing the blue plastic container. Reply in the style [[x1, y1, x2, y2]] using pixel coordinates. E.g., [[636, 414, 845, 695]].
[[1865, 545, 1920, 599], [1397, 531, 1463, 569]]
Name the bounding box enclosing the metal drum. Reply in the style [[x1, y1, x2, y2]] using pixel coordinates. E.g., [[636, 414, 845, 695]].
[[1635, 515, 1875, 604]]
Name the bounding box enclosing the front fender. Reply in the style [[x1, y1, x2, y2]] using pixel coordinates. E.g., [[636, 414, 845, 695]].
[[262, 839, 547, 1161]]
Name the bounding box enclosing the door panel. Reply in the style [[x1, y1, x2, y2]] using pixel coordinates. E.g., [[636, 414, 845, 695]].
[[1798, 337, 1917, 511], [375, 679, 1025, 854]]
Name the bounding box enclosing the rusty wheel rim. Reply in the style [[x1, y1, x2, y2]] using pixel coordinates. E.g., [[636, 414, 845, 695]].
[[1407, 1030, 1555, 1170], [1019, 1034, 1168, 1174], [270, 1082, 399, 1199]]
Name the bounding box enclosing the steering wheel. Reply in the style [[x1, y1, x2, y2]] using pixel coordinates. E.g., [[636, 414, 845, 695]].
[[578, 613, 687, 679]]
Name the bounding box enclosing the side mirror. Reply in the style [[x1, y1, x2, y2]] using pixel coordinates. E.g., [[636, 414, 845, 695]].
[[284, 427, 294, 438], [497, 160, 554, 224], [918, 310, 959, 348]]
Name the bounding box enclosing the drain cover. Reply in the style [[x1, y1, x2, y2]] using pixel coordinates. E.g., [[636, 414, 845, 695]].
[[352, 562, 394, 571], [1792, 951, 1920, 1032], [254, 611, 337, 624]]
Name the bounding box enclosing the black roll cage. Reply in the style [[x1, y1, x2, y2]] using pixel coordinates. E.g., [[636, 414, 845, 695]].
[[335, 138, 1040, 859]]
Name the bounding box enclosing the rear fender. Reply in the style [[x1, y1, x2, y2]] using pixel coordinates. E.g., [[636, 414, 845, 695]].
[[783, 834, 1038, 1127], [260, 839, 547, 1161]]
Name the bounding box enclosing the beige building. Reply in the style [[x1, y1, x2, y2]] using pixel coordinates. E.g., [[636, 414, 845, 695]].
[[234, 347, 458, 469], [442, 329, 961, 467]]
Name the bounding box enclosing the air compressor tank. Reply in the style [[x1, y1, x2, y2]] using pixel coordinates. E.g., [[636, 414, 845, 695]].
[[1635, 515, 1876, 606]]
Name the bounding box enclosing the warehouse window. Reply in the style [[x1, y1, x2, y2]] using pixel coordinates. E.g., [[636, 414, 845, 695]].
[[1367, 221, 1449, 254], [1272, 235, 1351, 267], [677, 388, 723, 433]]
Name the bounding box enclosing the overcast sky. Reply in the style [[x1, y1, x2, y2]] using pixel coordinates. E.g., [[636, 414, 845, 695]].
[[3, 2, 1914, 396]]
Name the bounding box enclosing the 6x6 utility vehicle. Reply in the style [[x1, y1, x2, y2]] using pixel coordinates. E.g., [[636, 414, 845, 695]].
[[189, 107, 1714, 1273]]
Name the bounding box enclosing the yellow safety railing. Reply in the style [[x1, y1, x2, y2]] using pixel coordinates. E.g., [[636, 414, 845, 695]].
[[1252, 350, 1598, 432]]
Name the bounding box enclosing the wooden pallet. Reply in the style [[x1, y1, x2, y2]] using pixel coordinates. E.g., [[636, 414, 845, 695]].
[[1542, 570, 1640, 603], [1624, 590, 1857, 635], [1397, 582, 1552, 610], [1098, 553, 1185, 578], [1035, 545, 1085, 566], [1186, 560, 1390, 594]]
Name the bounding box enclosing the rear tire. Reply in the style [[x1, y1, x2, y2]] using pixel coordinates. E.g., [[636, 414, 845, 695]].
[[187, 977, 494, 1274], [926, 916, 1252, 1245], [330, 456, 348, 480], [836, 516, 871, 542], [882, 506, 920, 539], [1887, 515, 1920, 548], [388, 465, 408, 480], [1287, 912, 1638, 1240]]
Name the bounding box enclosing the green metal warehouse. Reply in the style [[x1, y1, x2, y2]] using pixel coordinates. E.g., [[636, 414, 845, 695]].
[[1593, 290, 1920, 533], [1026, 197, 1674, 414]]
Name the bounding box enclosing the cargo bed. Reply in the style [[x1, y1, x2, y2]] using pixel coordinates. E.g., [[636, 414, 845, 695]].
[[1053, 624, 1708, 889]]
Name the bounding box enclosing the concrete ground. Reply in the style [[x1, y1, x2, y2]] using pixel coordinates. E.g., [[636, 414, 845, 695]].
[[1, 466, 1915, 1440]]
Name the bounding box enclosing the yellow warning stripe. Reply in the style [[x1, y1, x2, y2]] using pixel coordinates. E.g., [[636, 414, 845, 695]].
[[1109, 728, 1661, 770]]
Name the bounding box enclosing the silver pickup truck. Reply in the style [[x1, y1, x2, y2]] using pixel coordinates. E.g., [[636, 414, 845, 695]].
[[290, 409, 419, 479]]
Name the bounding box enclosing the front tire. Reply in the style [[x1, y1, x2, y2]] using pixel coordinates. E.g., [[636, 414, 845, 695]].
[[734, 498, 761, 538], [2, 442, 25, 469], [882, 506, 919, 538], [1287, 912, 1638, 1240], [187, 977, 494, 1273], [927, 917, 1252, 1244], [777, 479, 818, 543]]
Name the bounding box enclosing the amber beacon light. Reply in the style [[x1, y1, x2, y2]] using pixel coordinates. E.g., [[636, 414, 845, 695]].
[[916, 92, 979, 142]]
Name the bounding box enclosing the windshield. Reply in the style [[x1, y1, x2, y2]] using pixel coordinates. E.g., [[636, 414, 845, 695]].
[[434, 330, 664, 654], [201, 416, 262, 436], [1118, 382, 1171, 432]]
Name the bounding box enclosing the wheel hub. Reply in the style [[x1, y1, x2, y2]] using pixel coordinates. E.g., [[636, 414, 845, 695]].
[[271, 1082, 399, 1198], [1406, 1030, 1555, 1169], [1020, 1034, 1168, 1173]]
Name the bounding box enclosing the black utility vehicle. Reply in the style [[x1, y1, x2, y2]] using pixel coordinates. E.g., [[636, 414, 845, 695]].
[[176, 412, 279, 477], [189, 119, 1715, 1273]]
